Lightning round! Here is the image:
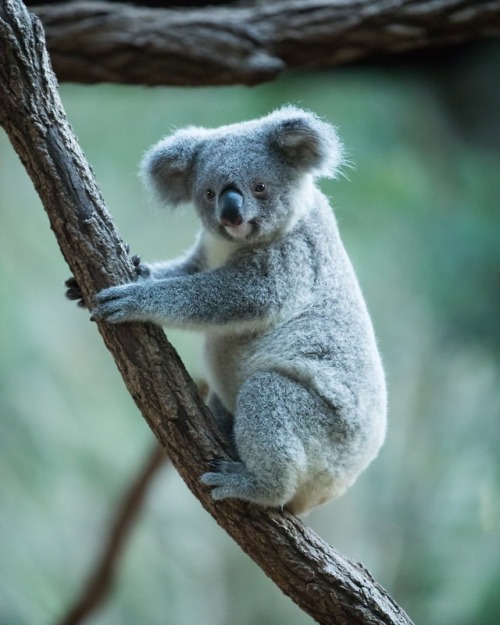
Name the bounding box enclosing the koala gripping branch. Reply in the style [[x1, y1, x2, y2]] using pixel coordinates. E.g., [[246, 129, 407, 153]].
[[0, 2, 412, 624]]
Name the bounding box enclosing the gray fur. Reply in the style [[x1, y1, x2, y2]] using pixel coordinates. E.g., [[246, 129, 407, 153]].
[[92, 106, 387, 515]]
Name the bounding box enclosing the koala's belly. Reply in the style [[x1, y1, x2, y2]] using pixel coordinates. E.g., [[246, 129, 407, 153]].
[[203, 331, 262, 413], [203, 326, 311, 413], [204, 332, 274, 413], [203, 321, 342, 414]]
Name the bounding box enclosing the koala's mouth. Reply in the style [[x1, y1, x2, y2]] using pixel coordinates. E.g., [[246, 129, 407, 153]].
[[222, 220, 257, 241]]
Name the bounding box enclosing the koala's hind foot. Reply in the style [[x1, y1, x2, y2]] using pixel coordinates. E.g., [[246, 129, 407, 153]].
[[201, 371, 323, 512], [200, 458, 297, 510]]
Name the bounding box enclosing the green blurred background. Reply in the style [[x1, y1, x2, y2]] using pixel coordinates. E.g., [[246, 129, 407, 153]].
[[1, 43, 499, 625]]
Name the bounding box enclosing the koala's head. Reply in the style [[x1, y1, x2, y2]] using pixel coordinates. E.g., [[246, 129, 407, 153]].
[[141, 106, 343, 243]]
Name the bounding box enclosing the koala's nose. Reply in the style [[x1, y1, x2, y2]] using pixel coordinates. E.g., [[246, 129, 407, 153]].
[[218, 188, 244, 227]]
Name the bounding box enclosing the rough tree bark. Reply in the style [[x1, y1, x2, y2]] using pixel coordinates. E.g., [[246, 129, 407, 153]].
[[0, 1, 413, 624], [30, 0, 500, 86]]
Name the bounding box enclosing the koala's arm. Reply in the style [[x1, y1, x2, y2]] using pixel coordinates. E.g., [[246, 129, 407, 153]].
[[65, 236, 204, 308], [136, 232, 205, 280], [91, 250, 286, 330]]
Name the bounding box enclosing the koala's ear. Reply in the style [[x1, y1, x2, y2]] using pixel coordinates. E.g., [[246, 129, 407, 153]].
[[265, 106, 344, 178], [140, 127, 206, 206]]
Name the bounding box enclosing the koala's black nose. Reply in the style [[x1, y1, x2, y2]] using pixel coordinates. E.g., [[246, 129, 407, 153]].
[[218, 188, 244, 227]]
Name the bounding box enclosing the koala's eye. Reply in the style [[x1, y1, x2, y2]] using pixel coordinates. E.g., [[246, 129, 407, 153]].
[[206, 189, 216, 200], [254, 183, 266, 194]]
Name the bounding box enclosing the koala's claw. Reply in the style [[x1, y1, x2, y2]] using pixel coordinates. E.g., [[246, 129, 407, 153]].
[[131, 254, 151, 279], [65, 276, 80, 298], [206, 460, 244, 474], [65, 276, 86, 308]]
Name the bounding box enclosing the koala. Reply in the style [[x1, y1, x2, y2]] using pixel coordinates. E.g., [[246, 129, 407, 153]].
[[89, 106, 387, 515]]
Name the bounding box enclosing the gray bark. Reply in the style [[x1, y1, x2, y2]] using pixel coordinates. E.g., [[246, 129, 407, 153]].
[[30, 0, 500, 86], [0, 1, 414, 623]]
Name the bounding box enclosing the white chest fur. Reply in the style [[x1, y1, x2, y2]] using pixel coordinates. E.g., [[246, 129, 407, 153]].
[[202, 231, 240, 270]]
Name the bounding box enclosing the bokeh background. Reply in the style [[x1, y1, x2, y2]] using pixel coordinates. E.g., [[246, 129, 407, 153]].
[[1, 41, 499, 625]]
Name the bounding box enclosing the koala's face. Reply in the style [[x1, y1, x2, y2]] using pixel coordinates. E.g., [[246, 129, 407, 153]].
[[141, 106, 343, 244], [192, 135, 307, 243]]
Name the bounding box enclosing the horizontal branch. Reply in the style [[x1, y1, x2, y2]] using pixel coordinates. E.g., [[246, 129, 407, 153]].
[[0, 1, 413, 623], [31, 0, 500, 86]]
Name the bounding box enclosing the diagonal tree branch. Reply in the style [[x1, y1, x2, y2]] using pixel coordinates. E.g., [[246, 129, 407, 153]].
[[0, 1, 413, 623], [29, 0, 500, 86]]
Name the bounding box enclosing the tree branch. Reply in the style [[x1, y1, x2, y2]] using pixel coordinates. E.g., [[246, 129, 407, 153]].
[[29, 0, 500, 86], [58, 445, 168, 625], [0, 1, 413, 623]]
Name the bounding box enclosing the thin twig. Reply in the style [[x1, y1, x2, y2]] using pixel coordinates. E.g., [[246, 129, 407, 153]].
[[58, 445, 168, 625]]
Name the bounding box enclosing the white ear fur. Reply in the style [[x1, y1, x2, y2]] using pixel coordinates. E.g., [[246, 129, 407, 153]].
[[265, 105, 344, 178], [140, 127, 207, 206]]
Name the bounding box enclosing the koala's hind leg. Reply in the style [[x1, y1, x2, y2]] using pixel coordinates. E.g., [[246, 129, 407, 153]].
[[207, 392, 237, 456], [201, 371, 312, 510]]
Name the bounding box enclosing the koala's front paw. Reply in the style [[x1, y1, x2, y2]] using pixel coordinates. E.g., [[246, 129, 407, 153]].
[[91, 283, 146, 323], [65, 276, 87, 308]]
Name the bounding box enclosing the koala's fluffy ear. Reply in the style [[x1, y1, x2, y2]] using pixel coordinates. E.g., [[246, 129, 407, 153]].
[[140, 127, 206, 206], [265, 106, 343, 178]]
